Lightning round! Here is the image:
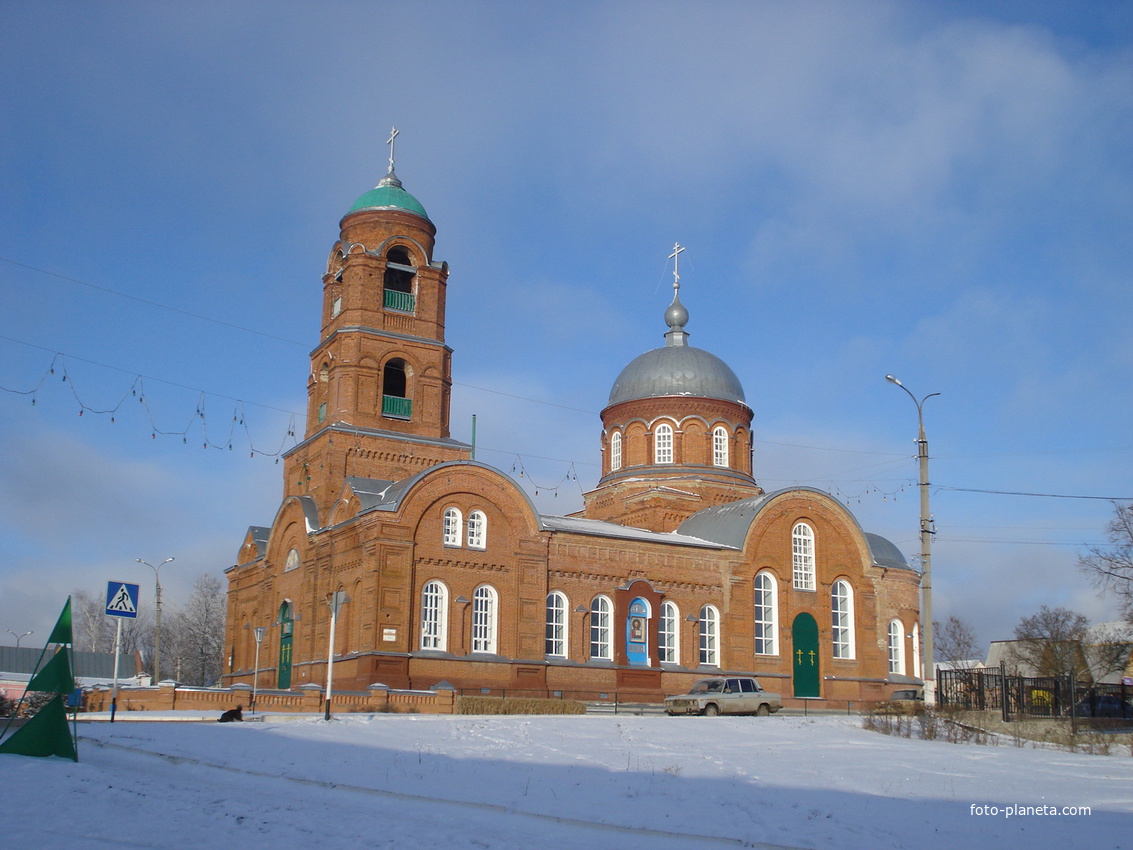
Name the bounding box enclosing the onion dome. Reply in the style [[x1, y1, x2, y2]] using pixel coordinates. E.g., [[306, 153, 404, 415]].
[[607, 283, 747, 407]]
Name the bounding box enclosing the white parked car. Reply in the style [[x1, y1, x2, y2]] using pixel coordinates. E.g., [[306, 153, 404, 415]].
[[665, 676, 782, 717]]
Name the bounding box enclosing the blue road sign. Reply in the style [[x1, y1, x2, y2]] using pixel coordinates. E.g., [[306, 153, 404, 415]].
[[106, 581, 141, 619]]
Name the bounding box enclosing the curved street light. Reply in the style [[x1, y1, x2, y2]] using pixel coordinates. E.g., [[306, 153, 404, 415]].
[[5, 629, 33, 649], [886, 375, 940, 704], [137, 557, 175, 683]]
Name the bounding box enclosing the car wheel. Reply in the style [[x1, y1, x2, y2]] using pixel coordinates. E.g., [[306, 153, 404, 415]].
[[756, 704, 770, 717], [703, 703, 719, 717]]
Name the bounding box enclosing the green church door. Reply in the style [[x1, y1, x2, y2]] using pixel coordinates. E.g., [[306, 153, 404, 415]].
[[278, 602, 294, 690], [792, 613, 820, 698]]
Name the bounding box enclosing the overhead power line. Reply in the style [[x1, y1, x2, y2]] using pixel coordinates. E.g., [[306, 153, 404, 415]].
[[939, 487, 1132, 502]]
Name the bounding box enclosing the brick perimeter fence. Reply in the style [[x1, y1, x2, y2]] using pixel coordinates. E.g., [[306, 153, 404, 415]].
[[82, 682, 455, 715]]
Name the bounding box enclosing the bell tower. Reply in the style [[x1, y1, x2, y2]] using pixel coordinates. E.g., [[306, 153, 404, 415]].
[[284, 130, 471, 515]]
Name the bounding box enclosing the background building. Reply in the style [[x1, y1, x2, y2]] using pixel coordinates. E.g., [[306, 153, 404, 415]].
[[223, 160, 922, 705]]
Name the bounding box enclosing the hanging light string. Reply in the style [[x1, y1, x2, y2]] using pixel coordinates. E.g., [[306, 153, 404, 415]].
[[0, 349, 301, 460], [508, 455, 584, 499]]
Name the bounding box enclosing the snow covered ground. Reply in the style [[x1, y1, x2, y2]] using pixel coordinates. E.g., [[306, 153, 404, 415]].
[[2, 712, 1130, 849]]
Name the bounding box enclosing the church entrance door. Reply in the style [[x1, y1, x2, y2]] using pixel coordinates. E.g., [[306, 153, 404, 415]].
[[791, 613, 820, 698]]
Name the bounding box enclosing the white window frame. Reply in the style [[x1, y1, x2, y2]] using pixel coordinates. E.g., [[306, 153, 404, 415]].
[[472, 585, 498, 654], [831, 579, 855, 660], [753, 571, 777, 656], [610, 431, 622, 472], [467, 509, 487, 550], [699, 604, 719, 667], [654, 422, 674, 464], [420, 580, 448, 651], [659, 600, 680, 663], [888, 618, 905, 675], [912, 622, 921, 680], [713, 426, 729, 467], [545, 591, 568, 658], [590, 595, 612, 660], [792, 522, 816, 591], [443, 507, 462, 547]]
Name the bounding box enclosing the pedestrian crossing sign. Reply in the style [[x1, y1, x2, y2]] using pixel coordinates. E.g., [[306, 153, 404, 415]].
[[105, 582, 140, 618]]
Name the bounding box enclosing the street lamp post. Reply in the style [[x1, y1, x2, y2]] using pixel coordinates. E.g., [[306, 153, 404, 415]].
[[885, 375, 940, 705], [136, 557, 175, 683], [324, 591, 347, 721], [5, 629, 32, 648], [252, 626, 266, 715]]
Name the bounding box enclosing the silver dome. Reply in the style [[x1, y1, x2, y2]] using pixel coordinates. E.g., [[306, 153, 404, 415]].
[[608, 345, 747, 406]]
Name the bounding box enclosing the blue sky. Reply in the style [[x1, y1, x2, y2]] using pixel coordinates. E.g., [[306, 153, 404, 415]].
[[1, 1, 1131, 654]]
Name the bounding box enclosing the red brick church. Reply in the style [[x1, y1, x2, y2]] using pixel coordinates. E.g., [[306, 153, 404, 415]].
[[222, 150, 922, 706]]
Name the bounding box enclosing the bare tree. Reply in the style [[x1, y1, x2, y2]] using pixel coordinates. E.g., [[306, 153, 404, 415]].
[[1009, 605, 1090, 679], [164, 574, 226, 686], [71, 588, 116, 652], [1079, 501, 1133, 618], [934, 615, 981, 667]]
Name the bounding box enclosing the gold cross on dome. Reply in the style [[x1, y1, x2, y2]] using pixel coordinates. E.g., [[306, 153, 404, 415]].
[[668, 242, 685, 292], [386, 126, 400, 173]]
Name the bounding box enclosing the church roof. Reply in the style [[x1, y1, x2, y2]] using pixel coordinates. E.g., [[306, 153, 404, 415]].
[[676, 487, 914, 570], [347, 171, 430, 221], [607, 274, 747, 408]]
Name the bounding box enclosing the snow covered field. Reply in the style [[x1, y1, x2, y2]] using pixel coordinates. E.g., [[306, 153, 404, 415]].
[[2, 713, 1130, 849]]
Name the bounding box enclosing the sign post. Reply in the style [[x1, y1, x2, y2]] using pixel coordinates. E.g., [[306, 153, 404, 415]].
[[105, 582, 140, 723]]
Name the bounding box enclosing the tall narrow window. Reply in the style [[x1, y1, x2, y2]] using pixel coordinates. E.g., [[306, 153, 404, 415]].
[[911, 622, 921, 680], [699, 605, 719, 666], [831, 580, 855, 659], [545, 591, 568, 658], [654, 422, 674, 464], [383, 246, 416, 313], [442, 508, 462, 547], [888, 619, 905, 675], [420, 581, 447, 651], [610, 431, 622, 472], [467, 510, 487, 550], [658, 600, 679, 663], [713, 426, 729, 467], [754, 571, 777, 655], [792, 522, 816, 591], [472, 585, 498, 654], [590, 596, 612, 660]]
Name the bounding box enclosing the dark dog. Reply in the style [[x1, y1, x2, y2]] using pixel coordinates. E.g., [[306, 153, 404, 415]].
[[218, 705, 244, 722]]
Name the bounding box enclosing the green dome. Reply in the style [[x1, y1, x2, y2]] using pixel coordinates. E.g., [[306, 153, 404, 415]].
[[347, 172, 429, 220]]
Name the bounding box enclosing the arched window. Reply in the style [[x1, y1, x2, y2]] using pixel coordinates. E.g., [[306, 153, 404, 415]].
[[911, 622, 921, 680], [713, 426, 729, 467], [420, 581, 448, 651], [610, 431, 622, 472], [442, 508, 462, 547], [467, 510, 487, 549], [383, 246, 416, 313], [831, 580, 855, 660], [590, 595, 612, 660], [888, 619, 905, 675], [792, 522, 816, 591], [382, 358, 411, 419], [654, 422, 674, 464], [754, 571, 777, 656], [699, 605, 719, 666], [658, 600, 680, 663], [545, 591, 568, 658], [472, 585, 498, 654]]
